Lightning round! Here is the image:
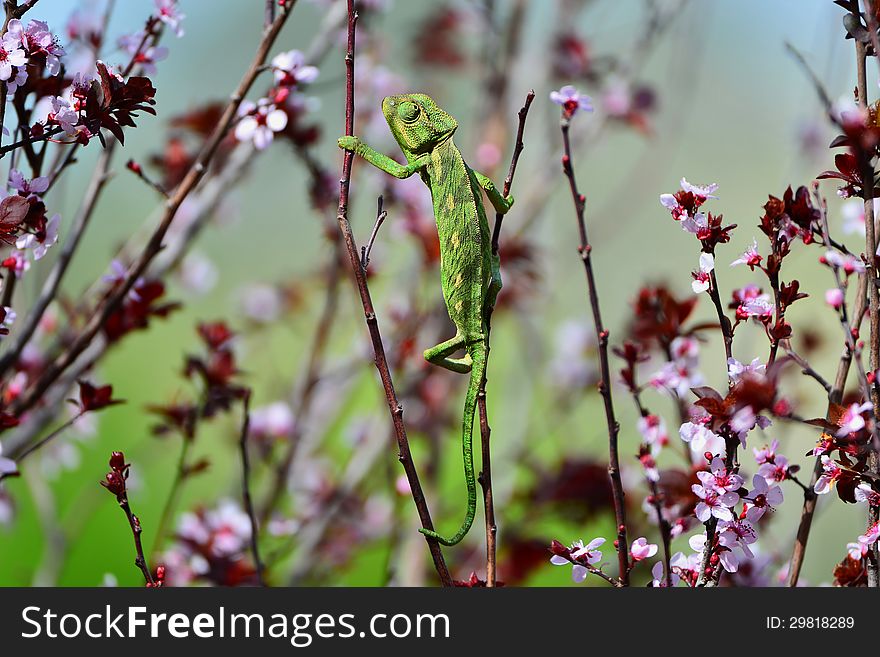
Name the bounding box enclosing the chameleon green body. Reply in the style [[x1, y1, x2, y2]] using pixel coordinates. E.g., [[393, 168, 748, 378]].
[[338, 94, 513, 545]]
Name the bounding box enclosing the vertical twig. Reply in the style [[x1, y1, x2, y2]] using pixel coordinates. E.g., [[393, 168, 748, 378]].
[[238, 389, 266, 586], [120, 495, 154, 586], [334, 0, 451, 586], [559, 113, 629, 585], [477, 90, 534, 587], [103, 454, 155, 586], [855, 1, 880, 587]]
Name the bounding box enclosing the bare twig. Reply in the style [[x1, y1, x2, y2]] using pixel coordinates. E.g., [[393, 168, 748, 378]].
[[360, 195, 388, 271], [334, 0, 451, 586], [559, 111, 629, 585], [477, 89, 534, 587], [238, 389, 265, 586], [782, 343, 832, 394]]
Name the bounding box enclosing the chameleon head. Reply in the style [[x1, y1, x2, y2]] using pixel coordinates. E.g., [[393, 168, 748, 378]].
[[382, 93, 457, 156]]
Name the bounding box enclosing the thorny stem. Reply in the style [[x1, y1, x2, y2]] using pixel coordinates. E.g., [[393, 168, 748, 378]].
[[238, 389, 266, 586], [335, 0, 451, 586], [559, 114, 629, 585], [476, 89, 534, 587], [10, 1, 300, 418]]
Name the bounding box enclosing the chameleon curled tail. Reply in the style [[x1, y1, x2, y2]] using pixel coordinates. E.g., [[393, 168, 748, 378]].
[[419, 340, 486, 546]]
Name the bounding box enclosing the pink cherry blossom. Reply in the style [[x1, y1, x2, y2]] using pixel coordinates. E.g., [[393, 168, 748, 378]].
[[727, 356, 765, 383], [16, 214, 60, 260], [822, 250, 865, 276], [670, 550, 701, 586], [550, 85, 593, 117], [753, 439, 779, 465], [691, 252, 714, 294], [118, 32, 168, 75], [692, 482, 739, 522], [814, 455, 843, 494], [835, 401, 873, 437], [235, 99, 288, 150], [679, 419, 725, 455], [630, 537, 658, 561], [9, 19, 66, 76], [854, 483, 880, 507], [550, 537, 605, 583], [0, 29, 27, 82], [745, 474, 783, 521], [637, 414, 668, 450], [697, 457, 744, 494], [8, 169, 49, 197], [679, 178, 719, 199], [651, 561, 680, 587], [758, 453, 789, 484], [155, 0, 185, 38], [3, 250, 30, 278], [249, 401, 295, 440], [271, 49, 319, 87], [730, 239, 762, 269], [718, 517, 757, 558], [48, 96, 80, 136], [841, 198, 878, 236], [825, 287, 845, 309], [848, 541, 869, 561]]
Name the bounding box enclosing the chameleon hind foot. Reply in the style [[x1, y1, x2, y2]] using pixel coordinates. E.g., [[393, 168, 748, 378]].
[[423, 334, 472, 374]]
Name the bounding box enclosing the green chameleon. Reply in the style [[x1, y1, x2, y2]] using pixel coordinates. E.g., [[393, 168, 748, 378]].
[[338, 94, 514, 546]]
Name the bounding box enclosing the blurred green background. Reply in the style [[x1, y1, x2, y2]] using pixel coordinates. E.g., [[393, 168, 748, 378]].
[[0, 0, 869, 586]]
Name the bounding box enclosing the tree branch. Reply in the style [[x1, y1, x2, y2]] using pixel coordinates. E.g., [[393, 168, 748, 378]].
[[333, 0, 451, 586]]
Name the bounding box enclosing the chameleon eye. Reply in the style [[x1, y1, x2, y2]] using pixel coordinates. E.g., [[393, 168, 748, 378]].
[[397, 101, 419, 123]]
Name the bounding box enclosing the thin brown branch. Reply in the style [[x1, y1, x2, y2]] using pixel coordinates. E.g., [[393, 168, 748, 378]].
[[238, 389, 265, 586], [855, 6, 880, 585], [476, 89, 534, 587], [559, 111, 629, 585], [781, 343, 832, 394], [334, 0, 451, 586]]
